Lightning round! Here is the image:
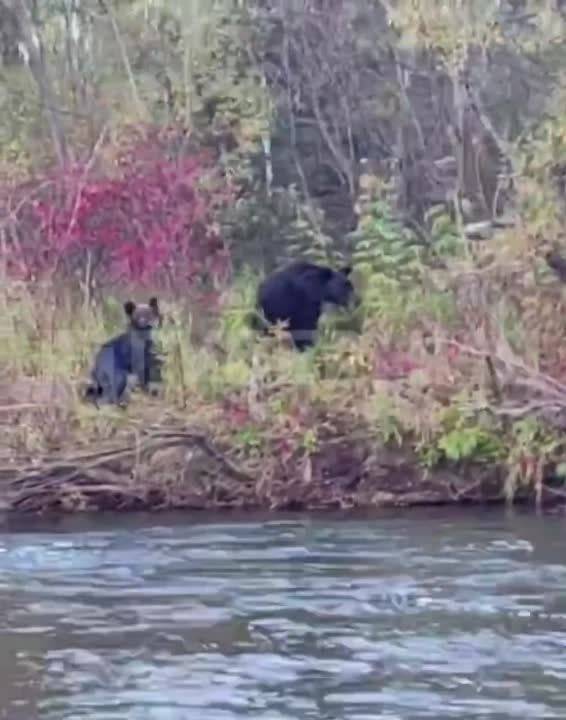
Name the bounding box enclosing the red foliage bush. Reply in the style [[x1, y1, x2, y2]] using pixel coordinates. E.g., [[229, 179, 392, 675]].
[[1, 125, 233, 296]]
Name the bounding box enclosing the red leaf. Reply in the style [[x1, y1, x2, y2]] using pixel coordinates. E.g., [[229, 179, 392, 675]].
[[2, 124, 233, 294]]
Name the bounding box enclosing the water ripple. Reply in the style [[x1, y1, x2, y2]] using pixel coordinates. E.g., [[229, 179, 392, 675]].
[[0, 510, 565, 719]]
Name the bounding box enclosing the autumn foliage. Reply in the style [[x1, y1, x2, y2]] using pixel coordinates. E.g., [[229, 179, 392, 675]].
[[1, 125, 233, 296]]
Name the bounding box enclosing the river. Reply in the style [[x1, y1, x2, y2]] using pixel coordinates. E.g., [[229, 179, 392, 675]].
[[0, 508, 565, 719]]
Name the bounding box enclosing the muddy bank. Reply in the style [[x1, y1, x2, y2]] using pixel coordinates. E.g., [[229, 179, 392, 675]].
[[1, 423, 562, 515]]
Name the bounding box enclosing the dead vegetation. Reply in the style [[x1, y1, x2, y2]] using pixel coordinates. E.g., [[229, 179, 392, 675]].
[[0, 349, 563, 517], [3, 223, 566, 518], [0, 412, 518, 516]]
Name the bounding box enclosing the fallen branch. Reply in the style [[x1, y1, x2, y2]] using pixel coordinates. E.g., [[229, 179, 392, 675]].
[[0, 417, 539, 515]]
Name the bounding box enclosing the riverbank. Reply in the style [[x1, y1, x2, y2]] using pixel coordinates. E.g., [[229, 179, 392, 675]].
[[2, 386, 565, 515], [0, 0, 565, 521], [0, 427, 524, 515], [3, 249, 566, 517]]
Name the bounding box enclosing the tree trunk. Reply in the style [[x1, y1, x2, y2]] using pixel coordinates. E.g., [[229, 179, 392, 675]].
[[9, 0, 69, 166]]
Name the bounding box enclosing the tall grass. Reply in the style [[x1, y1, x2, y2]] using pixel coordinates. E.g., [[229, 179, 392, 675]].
[[2, 236, 566, 507]]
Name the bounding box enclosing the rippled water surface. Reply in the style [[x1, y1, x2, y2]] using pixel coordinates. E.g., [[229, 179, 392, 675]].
[[1, 509, 566, 719]]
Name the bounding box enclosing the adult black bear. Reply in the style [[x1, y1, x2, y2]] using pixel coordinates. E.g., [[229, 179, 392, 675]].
[[85, 297, 162, 406], [256, 261, 357, 351]]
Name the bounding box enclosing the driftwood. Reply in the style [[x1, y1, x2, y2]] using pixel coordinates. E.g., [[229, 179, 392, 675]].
[[1, 428, 255, 514], [0, 421, 550, 515]]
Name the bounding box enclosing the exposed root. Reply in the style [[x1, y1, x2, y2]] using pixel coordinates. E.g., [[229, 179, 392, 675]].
[[0, 420, 547, 515]]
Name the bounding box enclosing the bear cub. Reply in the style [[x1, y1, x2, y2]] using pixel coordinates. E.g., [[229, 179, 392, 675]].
[[85, 297, 162, 405], [256, 261, 357, 351]]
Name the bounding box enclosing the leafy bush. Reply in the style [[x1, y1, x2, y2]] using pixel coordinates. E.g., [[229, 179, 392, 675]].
[[421, 398, 504, 467], [350, 197, 422, 282], [2, 125, 233, 297], [344, 193, 458, 339]]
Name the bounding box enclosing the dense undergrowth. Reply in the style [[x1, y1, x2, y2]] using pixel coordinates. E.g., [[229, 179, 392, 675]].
[[2, 163, 566, 511]]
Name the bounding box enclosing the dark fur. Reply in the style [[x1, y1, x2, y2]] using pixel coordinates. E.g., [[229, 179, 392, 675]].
[[256, 261, 357, 351], [546, 250, 566, 282], [85, 297, 162, 406]]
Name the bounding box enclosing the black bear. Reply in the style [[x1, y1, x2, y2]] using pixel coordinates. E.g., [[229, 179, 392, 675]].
[[85, 297, 162, 405], [256, 261, 357, 351]]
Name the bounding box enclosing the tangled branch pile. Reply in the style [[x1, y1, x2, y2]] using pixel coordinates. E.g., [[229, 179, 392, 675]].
[[1, 417, 516, 516]]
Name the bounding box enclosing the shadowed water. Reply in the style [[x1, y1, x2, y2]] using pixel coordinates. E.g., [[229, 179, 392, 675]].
[[0, 508, 565, 719]]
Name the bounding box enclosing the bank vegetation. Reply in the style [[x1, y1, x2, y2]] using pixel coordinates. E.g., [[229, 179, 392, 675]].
[[1, 0, 565, 514]]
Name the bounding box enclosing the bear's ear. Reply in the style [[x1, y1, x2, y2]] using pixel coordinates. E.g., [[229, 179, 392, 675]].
[[149, 297, 159, 311], [339, 265, 352, 277], [124, 301, 136, 317]]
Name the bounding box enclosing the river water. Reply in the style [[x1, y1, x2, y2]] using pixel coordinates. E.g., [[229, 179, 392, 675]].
[[0, 508, 565, 719]]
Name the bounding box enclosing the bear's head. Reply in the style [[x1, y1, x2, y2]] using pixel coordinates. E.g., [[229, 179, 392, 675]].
[[321, 266, 357, 308], [124, 297, 162, 336]]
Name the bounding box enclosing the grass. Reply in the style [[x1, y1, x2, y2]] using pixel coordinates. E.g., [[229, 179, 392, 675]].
[[2, 234, 566, 512]]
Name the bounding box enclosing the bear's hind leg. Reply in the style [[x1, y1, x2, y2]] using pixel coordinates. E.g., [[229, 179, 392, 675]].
[[97, 368, 128, 405]]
